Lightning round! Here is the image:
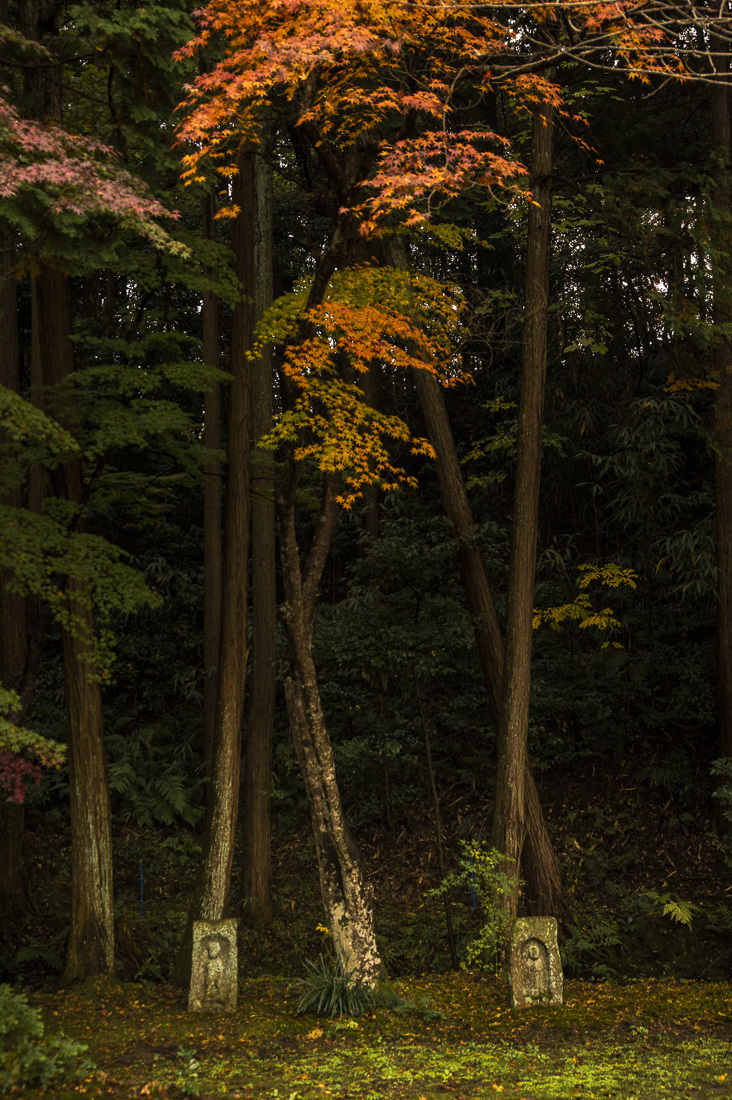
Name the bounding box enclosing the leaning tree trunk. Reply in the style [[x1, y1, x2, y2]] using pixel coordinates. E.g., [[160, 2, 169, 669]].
[[383, 217, 565, 920], [412, 366, 566, 920], [712, 58, 732, 830], [0, 232, 31, 921], [33, 264, 115, 980], [174, 150, 254, 986], [278, 469, 382, 987], [491, 98, 555, 915], [243, 150, 276, 924]]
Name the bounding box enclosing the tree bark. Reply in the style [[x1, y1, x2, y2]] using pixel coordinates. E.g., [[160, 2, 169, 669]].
[[278, 470, 382, 987], [33, 264, 115, 981], [61, 579, 114, 982], [202, 190, 222, 784], [491, 99, 555, 915], [174, 150, 254, 985], [712, 58, 732, 826], [243, 150, 276, 924]]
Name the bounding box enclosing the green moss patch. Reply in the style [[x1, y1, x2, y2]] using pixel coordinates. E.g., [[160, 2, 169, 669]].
[[5, 974, 727, 1099]]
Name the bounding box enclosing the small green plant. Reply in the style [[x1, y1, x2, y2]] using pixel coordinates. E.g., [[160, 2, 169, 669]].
[[640, 890, 700, 929], [0, 983, 93, 1091], [296, 955, 373, 1018], [392, 994, 445, 1022], [428, 841, 517, 973], [174, 1048, 202, 1097]]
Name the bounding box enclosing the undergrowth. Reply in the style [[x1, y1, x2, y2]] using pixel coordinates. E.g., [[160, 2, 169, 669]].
[[296, 955, 373, 1018], [0, 983, 93, 1092]]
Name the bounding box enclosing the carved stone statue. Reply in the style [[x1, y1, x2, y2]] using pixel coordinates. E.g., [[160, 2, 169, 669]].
[[508, 917, 563, 1008], [188, 919, 237, 1013]]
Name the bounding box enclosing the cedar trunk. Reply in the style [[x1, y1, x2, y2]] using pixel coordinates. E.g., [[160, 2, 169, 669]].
[[243, 151, 276, 923], [491, 100, 555, 914], [62, 576, 114, 981], [33, 265, 115, 980], [202, 190, 223, 783], [174, 151, 254, 984]]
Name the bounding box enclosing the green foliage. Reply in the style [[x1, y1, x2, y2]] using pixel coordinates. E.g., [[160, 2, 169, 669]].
[[0, 984, 93, 1091], [296, 955, 373, 1019], [561, 921, 624, 980], [533, 563, 637, 648], [462, 395, 569, 489], [0, 686, 65, 765], [174, 1048, 203, 1097], [428, 842, 516, 973], [106, 721, 204, 829], [0, 503, 162, 674], [316, 495, 487, 827], [0, 385, 78, 487], [639, 891, 700, 930]]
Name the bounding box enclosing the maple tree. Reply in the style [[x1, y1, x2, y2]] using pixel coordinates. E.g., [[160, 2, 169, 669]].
[[0, 0, 729, 991], [174, 0, 730, 959], [0, 94, 183, 252], [174, 0, 564, 979]]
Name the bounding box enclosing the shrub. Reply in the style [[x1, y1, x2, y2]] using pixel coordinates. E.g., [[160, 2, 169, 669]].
[[0, 983, 93, 1092], [296, 955, 373, 1018], [428, 841, 517, 973]]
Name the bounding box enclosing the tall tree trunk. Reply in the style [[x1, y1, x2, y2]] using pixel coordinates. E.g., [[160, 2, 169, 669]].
[[382, 221, 565, 919], [61, 578, 114, 982], [174, 150, 254, 985], [202, 190, 222, 784], [712, 58, 732, 827], [243, 150, 276, 924], [412, 367, 566, 919], [491, 99, 555, 915], [17, 0, 114, 977], [33, 265, 115, 980], [278, 469, 382, 987], [0, 233, 31, 921]]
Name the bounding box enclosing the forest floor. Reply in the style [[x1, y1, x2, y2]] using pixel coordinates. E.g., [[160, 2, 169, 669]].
[[5, 752, 732, 1097], [20, 972, 732, 1099]]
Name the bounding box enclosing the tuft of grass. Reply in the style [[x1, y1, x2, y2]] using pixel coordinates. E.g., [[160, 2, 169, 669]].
[[296, 954, 373, 1018]]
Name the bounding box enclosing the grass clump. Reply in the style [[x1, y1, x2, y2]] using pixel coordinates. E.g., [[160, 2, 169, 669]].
[[296, 954, 373, 1018], [0, 983, 93, 1092]]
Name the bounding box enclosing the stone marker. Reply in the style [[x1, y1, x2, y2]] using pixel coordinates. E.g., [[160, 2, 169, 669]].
[[508, 916, 563, 1009], [188, 919, 237, 1013]]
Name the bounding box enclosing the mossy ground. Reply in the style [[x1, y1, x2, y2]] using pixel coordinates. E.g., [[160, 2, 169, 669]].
[[20, 974, 732, 1099], [4, 756, 732, 1097]]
